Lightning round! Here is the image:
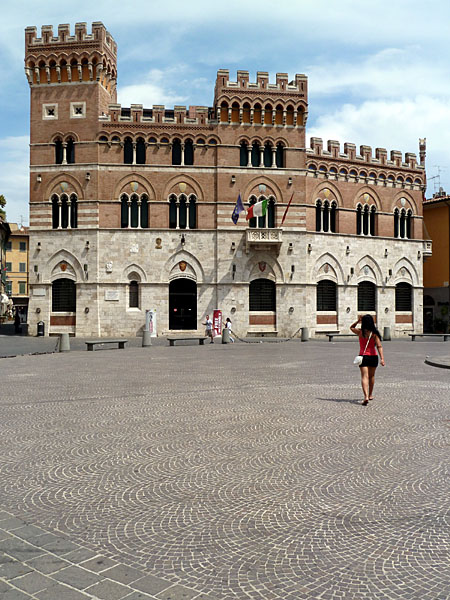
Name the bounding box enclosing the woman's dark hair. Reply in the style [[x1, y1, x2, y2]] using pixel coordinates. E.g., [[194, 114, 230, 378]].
[[361, 314, 382, 340]]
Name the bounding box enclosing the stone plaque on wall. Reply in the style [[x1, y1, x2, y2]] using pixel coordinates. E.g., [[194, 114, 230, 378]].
[[32, 287, 46, 296], [105, 290, 119, 301]]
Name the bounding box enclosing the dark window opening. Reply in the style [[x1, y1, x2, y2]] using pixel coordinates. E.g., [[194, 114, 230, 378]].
[[395, 282, 412, 311], [358, 281, 376, 312], [317, 280, 337, 311], [249, 278, 276, 311], [52, 278, 76, 312], [129, 280, 139, 308]]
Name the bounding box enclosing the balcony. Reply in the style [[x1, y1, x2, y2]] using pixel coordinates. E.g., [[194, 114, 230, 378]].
[[423, 240, 432, 258], [246, 228, 282, 252]]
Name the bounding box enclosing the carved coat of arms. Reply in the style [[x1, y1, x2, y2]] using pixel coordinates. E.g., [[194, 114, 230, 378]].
[[258, 261, 266, 272]]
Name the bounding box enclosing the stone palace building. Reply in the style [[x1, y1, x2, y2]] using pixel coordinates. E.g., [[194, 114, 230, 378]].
[[24, 22, 431, 338]]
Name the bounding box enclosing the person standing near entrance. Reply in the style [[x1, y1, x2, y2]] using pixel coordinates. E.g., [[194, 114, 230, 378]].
[[350, 314, 385, 405], [203, 314, 214, 343]]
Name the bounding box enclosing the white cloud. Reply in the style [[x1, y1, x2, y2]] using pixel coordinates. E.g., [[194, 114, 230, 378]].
[[308, 96, 450, 193], [0, 136, 29, 225], [118, 67, 195, 107], [306, 49, 450, 100]]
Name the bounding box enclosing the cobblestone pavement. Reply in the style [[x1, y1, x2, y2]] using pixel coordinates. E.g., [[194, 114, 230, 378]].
[[0, 340, 449, 599]]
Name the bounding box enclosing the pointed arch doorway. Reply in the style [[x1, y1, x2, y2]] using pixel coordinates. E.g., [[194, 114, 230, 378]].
[[169, 278, 197, 330]]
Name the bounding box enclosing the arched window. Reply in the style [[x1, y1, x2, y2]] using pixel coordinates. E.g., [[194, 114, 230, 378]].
[[70, 193, 78, 228], [316, 200, 337, 233], [286, 105, 294, 126], [231, 102, 239, 123], [330, 201, 337, 233], [242, 103, 251, 123], [357, 203, 376, 236], [264, 104, 272, 125], [51, 194, 59, 228], [315, 200, 322, 232], [358, 281, 376, 312], [189, 195, 197, 229], [169, 194, 197, 229], [240, 141, 248, 166], [66, 138, 75, 164], [172, 138, 182, 165], [317, 280, 337, 311], [136, 137, 146, 164], [276, 143, 284, 168], [60, 194, 69, 229], [130, 193, 139, 228], [55, 139, 63, 164], [52, 278, 76, 312], [249, 279, 276, 311], [121, 194, 129, 228], [124, 137, 133, 164], [248, 196, 257, 228], [275, 104, 283, 125], [141, 194, 148, 228], [129, 280, 139, 308], [121, 193, 148, 228], [395, 282, 412, 311], [356, 204, 362, 235], [220, 101, 228, 122], [406, 209, 412, 238], [253, 103, 262, 125], [169, 194, 177, 229], [264, 142, 272, 167], [267, 197, 276, 228], [251, 142, 261, 167], [184, 139, 194, 165], [179, 194, 187, 229]]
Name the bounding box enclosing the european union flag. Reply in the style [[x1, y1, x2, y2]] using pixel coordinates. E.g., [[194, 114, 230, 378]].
[[231, 193, 245, 224]]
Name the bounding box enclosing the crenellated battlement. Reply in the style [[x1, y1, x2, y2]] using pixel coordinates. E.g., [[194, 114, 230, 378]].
[[102, 104, 215, 126], [25, 22, 117, 55], [214, 70, 307, 107], [306, 138, 424, 173]]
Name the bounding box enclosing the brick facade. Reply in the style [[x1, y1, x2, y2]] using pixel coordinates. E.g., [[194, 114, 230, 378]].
[[25, 22, 429, 338]]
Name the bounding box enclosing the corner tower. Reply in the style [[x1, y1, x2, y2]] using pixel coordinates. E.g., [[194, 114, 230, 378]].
[[25, 22, 117, 149]]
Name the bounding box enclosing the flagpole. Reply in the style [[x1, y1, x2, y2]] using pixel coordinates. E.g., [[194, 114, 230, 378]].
[[280, 191, 295, 227]]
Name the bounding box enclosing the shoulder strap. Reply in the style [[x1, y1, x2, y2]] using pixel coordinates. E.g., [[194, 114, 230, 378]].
[[362, 332, 372, 355]]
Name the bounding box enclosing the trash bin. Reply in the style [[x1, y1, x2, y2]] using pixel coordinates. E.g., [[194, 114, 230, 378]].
[[301, 327, 309, 342], [37, 321, 44, 337], [383, 326, 391, 341], [222, 327, 230, 344]]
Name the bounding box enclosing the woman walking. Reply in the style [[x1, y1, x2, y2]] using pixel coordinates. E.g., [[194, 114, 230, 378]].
[[350, 315, 385, 405]]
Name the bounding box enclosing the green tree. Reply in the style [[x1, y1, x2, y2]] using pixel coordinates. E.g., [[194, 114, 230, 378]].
[[0, 195, 6, 220]]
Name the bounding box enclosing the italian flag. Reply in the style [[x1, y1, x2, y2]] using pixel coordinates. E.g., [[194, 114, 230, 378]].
[[246, 198, 267, 220]]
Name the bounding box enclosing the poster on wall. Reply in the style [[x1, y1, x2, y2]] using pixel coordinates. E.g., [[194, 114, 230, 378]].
[[213, 309, 222, 337]]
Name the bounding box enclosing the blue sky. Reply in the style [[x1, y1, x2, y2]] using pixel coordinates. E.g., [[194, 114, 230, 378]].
[[2, 0, 450, 225]]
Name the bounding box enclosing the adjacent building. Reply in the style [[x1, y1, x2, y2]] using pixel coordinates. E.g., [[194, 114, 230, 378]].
[[423, 190, 450, 332], [0, 218, 12, 321], [24, 22, 431, 338], [5, 224, 30, 323]]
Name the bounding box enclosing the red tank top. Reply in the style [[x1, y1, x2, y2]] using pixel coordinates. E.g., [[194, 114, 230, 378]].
[[359, 333, 377, 356]]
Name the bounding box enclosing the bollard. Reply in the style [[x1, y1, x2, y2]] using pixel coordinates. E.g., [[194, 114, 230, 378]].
[[301, 327, 309, 342], [59, 332, 70, 352], [383, 326, 391, 341], [142, 330, 152, 347], [37, 321, 44, 336], [222, 327, 230, 344]]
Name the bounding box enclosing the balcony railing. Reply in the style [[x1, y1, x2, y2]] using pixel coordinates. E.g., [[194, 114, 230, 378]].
[[246, 228, 282, 250]]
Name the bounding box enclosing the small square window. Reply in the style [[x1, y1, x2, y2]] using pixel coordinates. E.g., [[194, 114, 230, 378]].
[[6, 262, 12, 272], [43, 103, 58, 120], [19, 282, 26, 294], [6, 281, 12, 295], [70, 102, 86, 119], [19, 263, 26, 272], [6, 241, 12, 251], [19, 242, 26, 251]]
